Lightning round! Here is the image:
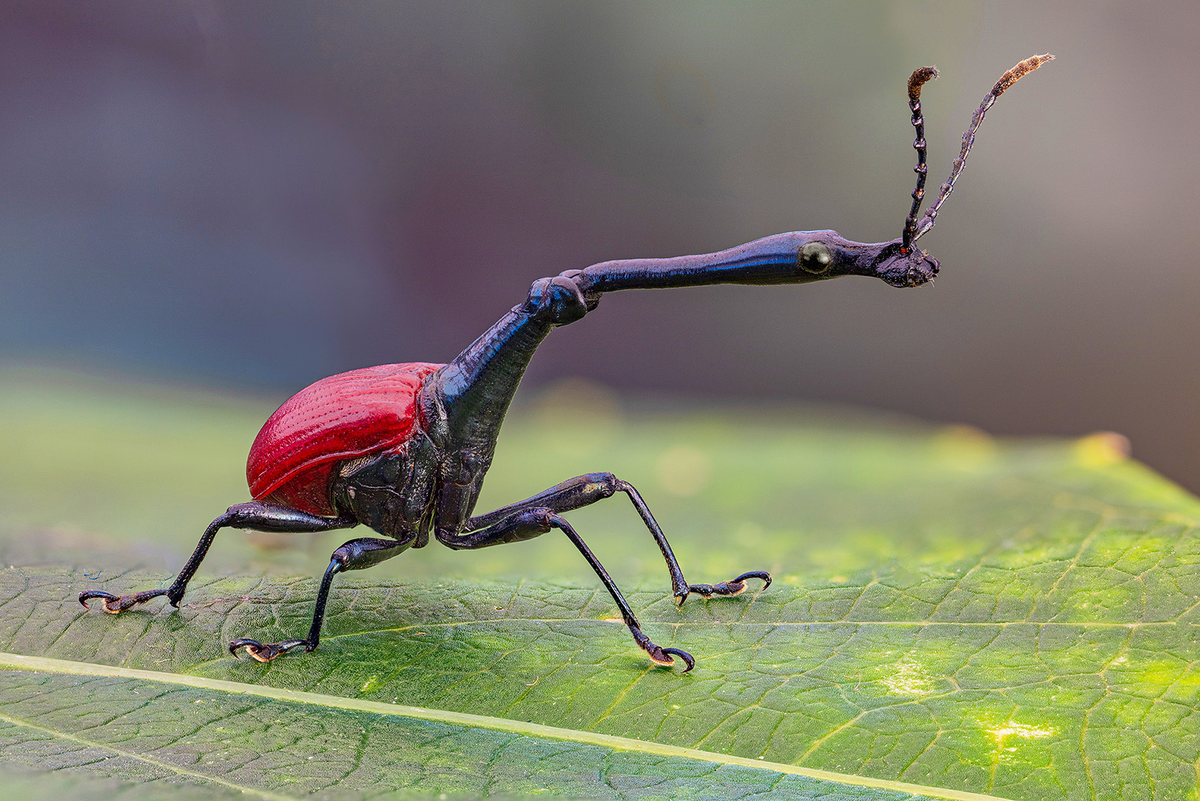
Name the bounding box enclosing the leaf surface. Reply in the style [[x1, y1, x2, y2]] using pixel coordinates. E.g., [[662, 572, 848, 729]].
[[1, 370, 1198, 799], [2, 656, 960, 800]]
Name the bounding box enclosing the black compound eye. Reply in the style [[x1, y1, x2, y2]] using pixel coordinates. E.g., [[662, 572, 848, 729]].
[[798, 242, 832, 275]]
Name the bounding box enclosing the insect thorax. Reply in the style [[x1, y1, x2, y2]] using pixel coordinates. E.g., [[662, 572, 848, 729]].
[[332, 435, 441, 545]]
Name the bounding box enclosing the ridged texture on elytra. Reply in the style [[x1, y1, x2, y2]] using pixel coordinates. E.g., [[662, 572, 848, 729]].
[[247, 362, 443, 516]]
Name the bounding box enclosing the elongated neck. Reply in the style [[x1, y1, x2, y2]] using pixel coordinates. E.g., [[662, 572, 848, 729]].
[[572, 231, 830, 293], [565, 230, 936, 292], [428, 307, 551, 458]]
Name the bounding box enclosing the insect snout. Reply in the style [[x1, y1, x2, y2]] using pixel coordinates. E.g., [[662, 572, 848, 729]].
[[880, 251, 940, 288]]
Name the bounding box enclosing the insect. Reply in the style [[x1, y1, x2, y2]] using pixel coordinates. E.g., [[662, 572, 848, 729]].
[[80, 55, 1052, 671]]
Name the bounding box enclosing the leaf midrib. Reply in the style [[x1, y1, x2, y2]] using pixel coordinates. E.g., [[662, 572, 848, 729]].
[[1, 651, 1011, 801]]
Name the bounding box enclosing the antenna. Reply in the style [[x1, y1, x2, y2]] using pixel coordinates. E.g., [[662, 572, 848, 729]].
[[904, 54, 1054, 245], [901, 65, 939, 254]]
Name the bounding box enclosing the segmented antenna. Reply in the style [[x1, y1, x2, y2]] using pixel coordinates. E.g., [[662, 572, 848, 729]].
[[901, 66, 939, 254], [910, 54, 1054, 243]]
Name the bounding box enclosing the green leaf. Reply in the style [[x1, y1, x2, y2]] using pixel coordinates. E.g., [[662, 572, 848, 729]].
[[0, 652, 965, 800], [2, 369, 1199, 799]]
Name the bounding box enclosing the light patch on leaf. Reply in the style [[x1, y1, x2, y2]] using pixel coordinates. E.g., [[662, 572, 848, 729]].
[[1119, 658, 1200, 698], [980, 718, 1059, 766], [879, 656, 935, 697], [986, 721, 1057, 746]]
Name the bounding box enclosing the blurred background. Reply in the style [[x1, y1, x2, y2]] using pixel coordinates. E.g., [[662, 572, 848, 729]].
[[1, 1, 1198, 491]]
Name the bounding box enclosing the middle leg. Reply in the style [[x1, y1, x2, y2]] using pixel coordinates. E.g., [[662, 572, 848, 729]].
[[229, 536, 410, 662]]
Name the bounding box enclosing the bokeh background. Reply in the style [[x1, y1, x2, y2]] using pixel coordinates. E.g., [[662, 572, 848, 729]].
[[2, 1, 1198, 490]]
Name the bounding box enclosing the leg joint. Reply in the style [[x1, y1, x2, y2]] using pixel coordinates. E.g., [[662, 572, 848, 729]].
[[530, 507, 557, 532], [330, 537, 408, 571], [523, 276, 590, 326], [580, 472, 622, 499]]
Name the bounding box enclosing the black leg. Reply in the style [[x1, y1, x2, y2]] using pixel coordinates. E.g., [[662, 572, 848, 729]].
[[449, 472, 770, 604], [79, 501, 356, 613], [444, 505, 695, 671], [229, 536, 407, 662]]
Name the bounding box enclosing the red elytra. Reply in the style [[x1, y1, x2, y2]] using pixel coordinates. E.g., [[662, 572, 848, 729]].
[[246, 362, 443, 516]]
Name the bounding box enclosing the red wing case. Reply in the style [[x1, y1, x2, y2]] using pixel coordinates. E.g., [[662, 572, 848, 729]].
[[246, 362, 443, 516]]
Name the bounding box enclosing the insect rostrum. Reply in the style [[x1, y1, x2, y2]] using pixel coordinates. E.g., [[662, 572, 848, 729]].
[[80, 55, 1053, 672]]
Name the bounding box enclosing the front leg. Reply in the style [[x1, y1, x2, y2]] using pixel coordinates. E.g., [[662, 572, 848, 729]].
[[444, 506, 694, 671], [448, 472, 770, 605]]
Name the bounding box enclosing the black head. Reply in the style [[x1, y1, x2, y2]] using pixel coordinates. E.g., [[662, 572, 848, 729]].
[[790, 232, 939, 289], [872, 241, 940, 288]]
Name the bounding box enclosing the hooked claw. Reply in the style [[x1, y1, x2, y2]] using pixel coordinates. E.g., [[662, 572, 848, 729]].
[[650, 646, 696, 673], [79, 589, 167, 614], [685, 570, 772, 600], [228, 638, 311, 662], [630, 625, 695, 672]]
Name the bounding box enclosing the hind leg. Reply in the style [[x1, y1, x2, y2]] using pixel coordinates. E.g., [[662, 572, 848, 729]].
[[79, 501, 355, 613]]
